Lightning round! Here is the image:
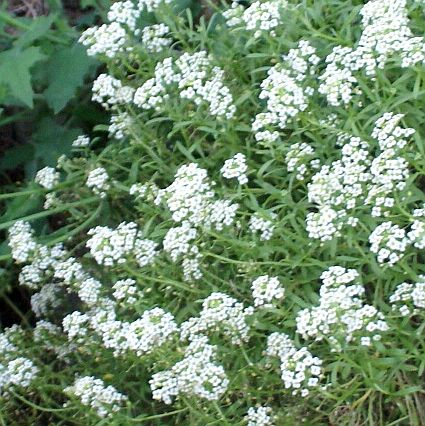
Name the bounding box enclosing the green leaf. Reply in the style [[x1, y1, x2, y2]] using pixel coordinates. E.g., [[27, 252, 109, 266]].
[[14, 15, 55, 48], [43, 43, 97, 113], [30, 117, 82, 168], [0, 46, 46, 107]]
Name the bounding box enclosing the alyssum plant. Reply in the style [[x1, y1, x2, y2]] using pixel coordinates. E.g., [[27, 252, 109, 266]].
[[1, 0, 425, 424]]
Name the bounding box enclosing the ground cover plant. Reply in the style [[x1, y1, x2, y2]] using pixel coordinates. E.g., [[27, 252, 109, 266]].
[[1, 0, 425, 424]]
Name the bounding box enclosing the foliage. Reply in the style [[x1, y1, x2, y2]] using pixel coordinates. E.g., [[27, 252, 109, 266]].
[[1, 0, 425, 425]]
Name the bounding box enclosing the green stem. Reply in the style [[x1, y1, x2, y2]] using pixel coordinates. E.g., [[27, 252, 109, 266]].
[[10, 390, 74, 413], [0, 197, 98, 231], [1, 293, 30, 327], [129, 408, 188, 422]]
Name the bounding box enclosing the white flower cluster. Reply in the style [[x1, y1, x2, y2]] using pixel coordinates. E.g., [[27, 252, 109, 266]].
[[141, 24, 171, 53], [318, 0, 425, 105], [389, 276, 425, 316], [92, 74, 135, 110], [109, 112, 132, 140], [33, 320, 74, 360], [223, 0, 288, 38], [8, 221, 39, 264], [286, 142, 317, 180], [65, 376, 127, 418], [246, 406, 275, 426], [251, 275, 285, 308], [79, 22, 127, 58], [156, 163, 237, 228], [366, 113, 413, 216], [137, 0, 172, 13], [86, 221, 158, 268], [369, 221, 408, 265], [134, 51, 236, 119], [62, 311, 90, 343], [72, 134, 90, 147], [357, 0, 425, 71], [86, 167, 110, 198], [306, 135, 370, 241], [130, 182, 159, 203], [181, 292, 254, 345], [253, 41, 318, 144], [107, 1, 139, 32], [408, 219, 425, 249], [248, 213, 276, 241], [307, 113, 414, 242], [35, 166, 60, 189], [113, 278, 141, 306], [0, 357, 39, 396], [30, 282, 62, 317], [318, 46, 359, 107], [296, 267, 389, 350], [221, 153, 248, 184], [150, 335, 229, 404], [16, 243, 66, 292], [155, 163, 238, 280], [64, 306, 178, 357], [265, 333, 322, 396], [0, 330, 39, 397]]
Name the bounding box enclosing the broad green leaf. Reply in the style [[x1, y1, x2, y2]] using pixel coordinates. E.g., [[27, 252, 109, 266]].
[[14, 15, 55, 48], [0, 46, 45, 107], [30, 117, 81, 168], [43, 43, 97, 113]]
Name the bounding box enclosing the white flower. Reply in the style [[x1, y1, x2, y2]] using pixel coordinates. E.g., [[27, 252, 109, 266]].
[[79, 22, 127, 58], [92, 74, 135, 110], [86, 222, 158, 267], [137, 0, 172, 13], [134, 52, 235, 119], [389, 276, 425, 315], [72, 134, 90, 147], [107, 1, 139, 31], [142, 24, 172, 53], [369, 221, 408, 265], [296, 267, 388, 351], [35, 166, 60, 189], [266, 333, 322, 396], [86, 167, 110, 198], [150, 335, 228, 404], [249, 213, 276, 241], [181, 292, 254, 345], [65, 376, 127, 418], [224, 0, 288, 38], [220, 153, 248, 184], [246, 406, 275, 426], [251, 275, 284, 308]]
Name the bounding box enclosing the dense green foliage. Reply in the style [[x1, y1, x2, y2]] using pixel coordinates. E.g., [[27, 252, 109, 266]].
[[1, 0, 425, 425]]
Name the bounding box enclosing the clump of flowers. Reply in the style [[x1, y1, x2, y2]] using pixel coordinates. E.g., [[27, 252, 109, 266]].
[[265, 333, 323, 396], [133, 51, 236, 119], [369, 221, 409, 266], [248, 213, 276, 241], [86, 221, 158, 267], [65, 376, 127, 418], [181, 292, 254, 345], [246, 406, 275, 426], [389, 276, 425, 316], [296, 267, 389, 350], [86, 167, 111, 198], [150, 335, 229, 404], [3, 0, 425, 423], [221, 153, 248, 184], [251, 275, 284, 308], [223, 0, 288, 38], [35, 166, 60, 189]]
